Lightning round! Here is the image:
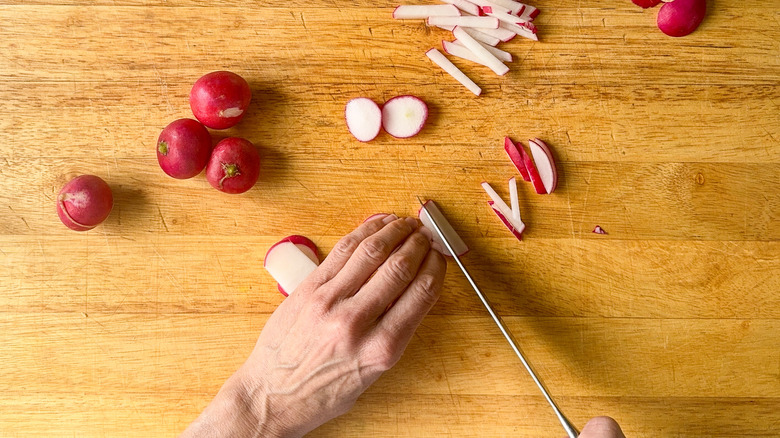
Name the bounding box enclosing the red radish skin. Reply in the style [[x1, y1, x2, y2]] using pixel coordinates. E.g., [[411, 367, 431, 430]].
[[190, 71, 252, 130], [632, 0, 662, 8], [264, 235, 320, 296], [381, 95, 428, 139], [206, 137, 260, 194], [156, 118, 212, 179], [504, 137, 531, 181], [657, 0, 706, 37], [57, 175, 113, 231], [488, 201, 523, 241], [518, 142, 547, 194], [528, 138, 558, 194]]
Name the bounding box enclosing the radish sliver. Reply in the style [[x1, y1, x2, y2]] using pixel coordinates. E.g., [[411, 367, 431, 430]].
[[381, 95, 428, 138], [345, 97, 382, 142], [426, 49, 482, 96]]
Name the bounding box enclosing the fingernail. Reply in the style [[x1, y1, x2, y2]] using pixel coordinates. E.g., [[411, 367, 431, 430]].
[[404, 217, 419, 228], [418, 225, 433, 240], [364, 213, 389, 223], [382, 214, 398, 224]]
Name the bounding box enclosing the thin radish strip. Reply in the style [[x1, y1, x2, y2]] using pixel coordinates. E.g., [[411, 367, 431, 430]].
[[425, 48, 482, 96], [461, 27, 501, 46], [443, 40, 491, 68], [482, 8, 535, 30], [453, 39, 512, 62], [435, 24, 456, 31], [518, 5, 539, 21], [418, 200, 470, 257], [504, 137, 530, 181], [452, 26, 509, 76], [509, 177, 521, 223], [500, 21, 538, 41], [440, 0, 481, 16], [393, 4, 461, 19], [517, 141, 547, 194], [428, 15, 500, 29], [489, 201, 524, 241], [481, 181, 512, 217], [467, 0, 518, 15], [485, 0, 526, 15], [468, 25, 517, 42]]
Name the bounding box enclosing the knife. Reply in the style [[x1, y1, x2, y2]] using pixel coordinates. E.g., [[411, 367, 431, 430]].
[[418, 198, 579, 438]]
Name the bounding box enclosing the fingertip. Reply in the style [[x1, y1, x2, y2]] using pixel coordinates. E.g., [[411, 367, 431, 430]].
[[363, 213, 390, 223], [581, 416, 625, 438]]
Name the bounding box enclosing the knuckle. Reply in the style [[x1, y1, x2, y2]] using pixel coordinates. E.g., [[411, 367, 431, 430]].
[[332, 234, 361, 258], [384, 256, 416, 285], [371, 336, 401, 370], [413, 274, 441, 307], [358, 237, 389, 264]]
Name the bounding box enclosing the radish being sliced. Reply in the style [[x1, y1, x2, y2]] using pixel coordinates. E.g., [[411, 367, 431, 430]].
[[452, 27, 509, 76], [393, 4, 461, 19], [345, 97, 382, 142], [453, 39, 512, 62], [428, 16, 500, 29], [461, 27, 501, 46], [517, 141, 547, 194], [489, 201, 524, 241], [264, 236, 320, 297], [425, 48, 482, 96], [509, 177, 520, 223], [418, 200, 469, 257], [482, 181, 525, 240], [528, 138, 558, 194], [504, 136, 530, 181], [440, 0, 481, 17], [381, 95, 428, 138], [657, 0, 706, 37], [443, 40, 491, 68]]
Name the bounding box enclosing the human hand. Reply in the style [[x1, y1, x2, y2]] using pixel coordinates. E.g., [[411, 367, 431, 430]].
[[577, 416, 626, 438], [182, 214, 446, 438]]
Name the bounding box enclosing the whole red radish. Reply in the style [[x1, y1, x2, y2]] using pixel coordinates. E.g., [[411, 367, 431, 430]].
[[156, 118, 212, 179], [632, 0, 662, 8], [657, 0, 706, 37], [56, 175, 113, 231], [190, 71, 252, 129], [206, 137, 260, 194]]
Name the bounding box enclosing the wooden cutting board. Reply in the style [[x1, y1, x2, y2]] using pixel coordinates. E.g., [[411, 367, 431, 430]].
[[0, 1, 778, 436]]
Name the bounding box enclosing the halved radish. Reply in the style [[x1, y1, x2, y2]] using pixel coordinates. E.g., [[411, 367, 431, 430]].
[[418, 200, 469, 257], [393, 4, 461, 19], [264, 235, 320, 297], [381, 95, 428, 138], [426, 48, 482, 96], [518, 141, 547, 194], [452, 27, 509, 76], [528, 138, 558, 194], [657, 0, 706, 37], [345, 97, 382, 142], [504, 137, 530, 181]]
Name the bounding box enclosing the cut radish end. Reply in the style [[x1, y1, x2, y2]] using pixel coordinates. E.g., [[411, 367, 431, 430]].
[[517, 142, 547, 194], [461, 27, 501, 46], [500, 21, 538, 41], [471, 25, 517, 42], [487, 0, 525, 15], [473, 1, 512, 15], [443, 40, 490, 68], [657, 0, 706, 37], [345, 97, 382, 142], [428, 16, 500, 29], [425, 48, 482, 96], [528, 138, 558, 194], [504, 137, 530, 181], [470, 0, 520, 15], [518, 4, 539, 21], [593, 225, 607, 235], [481, 181, 527, 238], [452, 39, 512, 62], [509, 177, 521, 223], [489, 201, 524, 241], [452, 27, 509, 76], [264, 238, 320, 297], [418, 200, 469, 257], [393, 4, 461, 19], [440, 0, 481, 16], [381, 95, 428, 138]]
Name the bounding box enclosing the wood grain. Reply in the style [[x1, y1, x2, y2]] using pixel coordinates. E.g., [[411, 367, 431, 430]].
[[0, 1, 778, 437]]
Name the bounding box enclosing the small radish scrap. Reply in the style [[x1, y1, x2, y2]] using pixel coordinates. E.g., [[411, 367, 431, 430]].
[[345, 97, 382, 142], [264, 236, 320, 297], [57, 175, 113, 231], [593, 225, 608, 235], [657, 0, 706, 37], [528, 138, 558, 194], [418, 200, 469, 257], [382, 95, 428, 138]]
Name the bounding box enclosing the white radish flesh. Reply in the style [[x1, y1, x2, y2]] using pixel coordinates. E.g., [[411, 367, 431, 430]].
[[425, 48, 482, 96], [489, 201, 525, 241], [393, 4, 460, 19], [461, 27, 501, 46], [504, 136, 530, 181], [345, 97, 382, 142], [428, 16, 500, 29], [488, 0, 526, 15], [452, 39, 512, 62], [509, 177, 521, 223], [452, 26, 509, 76], [518, 5, 539, 21], [382, 95, 428, 138], [435, 24, 456, 31], [481, 181, 513, 221], [500, 21, 538, 41], [264, 241, 319, 296], [418, 200, 470, 257], [472, 25, 517, 42], [442, 40, 491, 68], [440, 0, 481, 16], [528, 138, 558, 194], [468, 0, 515, 15]]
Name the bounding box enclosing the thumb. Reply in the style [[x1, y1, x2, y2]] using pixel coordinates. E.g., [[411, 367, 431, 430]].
[[577, 416, 626, 438]]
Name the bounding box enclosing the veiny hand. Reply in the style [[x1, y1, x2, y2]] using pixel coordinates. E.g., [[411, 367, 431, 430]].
[[182, 214, 447, 438], [577, 416, 626, 438]]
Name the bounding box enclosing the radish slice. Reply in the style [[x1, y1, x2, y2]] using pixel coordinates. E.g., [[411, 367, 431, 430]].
[[461, 27, 501, 46], [443, 40, 490, 68], [381, 95, 428, 138], [264, 237, 320, 297], [509, 177, 520, 223], [393, 4, 461, 19], [452, 27, 509, 76], [528, 138, 558, 194], [504, 136, 530, 181], [453, 39, 512, 62], [657, 0, 706, 37], [441, 0, 481, 16], [518, 141, 547, 194], [425, 48, 482, 96], [428, 16, 500, 29], [489, 201, 524, 241], [345, 97, 382, 142], [418, 200, 469, 257]]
